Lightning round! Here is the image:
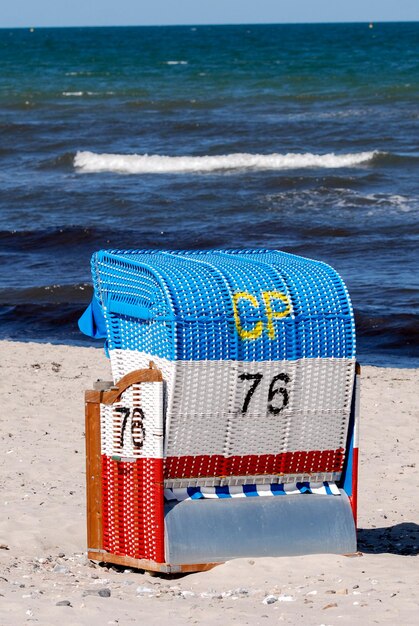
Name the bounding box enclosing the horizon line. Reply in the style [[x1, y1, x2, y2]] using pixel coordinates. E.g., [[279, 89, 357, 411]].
[[1, 19, 419, 30]]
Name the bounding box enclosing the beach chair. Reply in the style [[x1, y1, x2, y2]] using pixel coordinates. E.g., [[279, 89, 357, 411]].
[[81, 249, 359, 573]]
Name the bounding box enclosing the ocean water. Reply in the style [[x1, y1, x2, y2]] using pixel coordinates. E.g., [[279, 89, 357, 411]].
[[0, 23, 418, 367]]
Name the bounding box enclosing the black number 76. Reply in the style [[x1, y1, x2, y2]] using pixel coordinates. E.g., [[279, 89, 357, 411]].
[[238, 372, 290, 415], [114, 407, 145, 449]]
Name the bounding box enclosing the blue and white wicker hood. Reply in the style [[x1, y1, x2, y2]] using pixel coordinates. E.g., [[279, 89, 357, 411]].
[[85, 248, 356, 362]]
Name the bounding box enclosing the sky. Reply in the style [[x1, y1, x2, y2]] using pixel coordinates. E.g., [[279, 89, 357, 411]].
[[1, 0, 418, 28]]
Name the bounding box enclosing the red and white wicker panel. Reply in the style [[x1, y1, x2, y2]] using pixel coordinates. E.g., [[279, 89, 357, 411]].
[[109, 350, 354, 486], [100, 380, 165, 562]]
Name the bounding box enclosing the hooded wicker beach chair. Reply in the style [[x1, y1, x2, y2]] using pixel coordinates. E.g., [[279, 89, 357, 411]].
[[80, 249, 359, 573]]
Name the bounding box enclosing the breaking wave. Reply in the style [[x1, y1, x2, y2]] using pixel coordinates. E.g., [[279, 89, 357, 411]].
[[74, 150, 381, 175]]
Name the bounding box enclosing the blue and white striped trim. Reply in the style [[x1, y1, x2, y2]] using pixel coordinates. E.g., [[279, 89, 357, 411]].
[[164, 481, 341, 501]]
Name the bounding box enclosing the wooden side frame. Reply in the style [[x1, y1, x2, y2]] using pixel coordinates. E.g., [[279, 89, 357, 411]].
[[86, 549, 217, 574], [85, 365, 218, 574], [85, 394, 103, 553]]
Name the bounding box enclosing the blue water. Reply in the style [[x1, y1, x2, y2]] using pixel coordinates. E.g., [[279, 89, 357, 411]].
[[0, 23, 418, 366]]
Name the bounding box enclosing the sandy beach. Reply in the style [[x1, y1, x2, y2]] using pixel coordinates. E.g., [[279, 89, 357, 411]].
[[0, 340, 418, 625]]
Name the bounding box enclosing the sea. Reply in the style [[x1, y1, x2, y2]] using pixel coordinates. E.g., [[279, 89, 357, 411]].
[[0, 22, 418, 367]]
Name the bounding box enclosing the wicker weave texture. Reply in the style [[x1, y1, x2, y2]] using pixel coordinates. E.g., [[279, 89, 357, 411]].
[[100, 382, 163, 458], [91, 249, 355, 362], [164, 450, 346, 483], [108, 351, 354, 457], [101, 456, 164, 562]]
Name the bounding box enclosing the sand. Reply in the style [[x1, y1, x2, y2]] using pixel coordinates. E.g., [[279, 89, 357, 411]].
[[0, 340, 418, 625]]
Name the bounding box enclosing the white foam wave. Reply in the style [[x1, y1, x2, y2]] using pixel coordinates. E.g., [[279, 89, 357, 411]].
[[65, 71, 96, 76], [74, 150, 380, 175], [265, 189, 416, 213], [62, 91, 115, 97], [166, 60, 188, 65]]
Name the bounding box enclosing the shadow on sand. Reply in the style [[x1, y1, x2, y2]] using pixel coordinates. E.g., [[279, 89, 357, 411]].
[[358, 522, 419, 556]]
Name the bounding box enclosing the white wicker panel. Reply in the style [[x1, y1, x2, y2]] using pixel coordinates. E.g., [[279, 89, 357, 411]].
[[278, 358, 355, 453], [100, 403, 114, 456], [167, 359, 236, 455], [109, 349, 175, 431], [165, 358, 354, 457], [110, 349, 175, 386], [225, 360, 296, 456], [109, 350, 355, 457], [100, 381, 163, 458]]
